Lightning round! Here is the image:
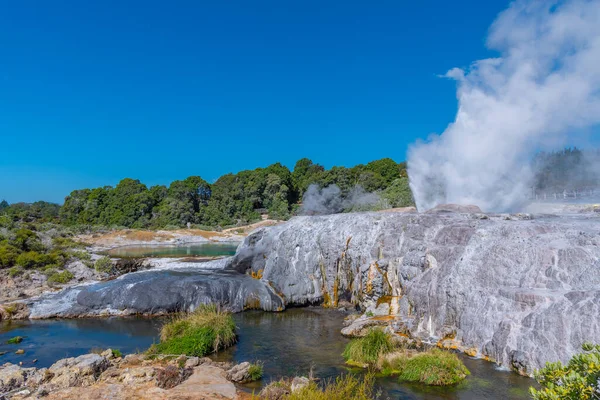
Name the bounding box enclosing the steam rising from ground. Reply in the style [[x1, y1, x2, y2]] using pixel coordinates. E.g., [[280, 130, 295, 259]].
[[300, 184, 381, 215], [408, 0, 600, 212]]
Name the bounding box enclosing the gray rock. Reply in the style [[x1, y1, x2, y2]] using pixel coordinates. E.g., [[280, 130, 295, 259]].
[[226, 362, 251, 383], [0, 363, 36, 393], [184, 357, 200, 368], [340, 316, 391, 337], [291, 376, 310, 392], [46, 353, 110, 389]]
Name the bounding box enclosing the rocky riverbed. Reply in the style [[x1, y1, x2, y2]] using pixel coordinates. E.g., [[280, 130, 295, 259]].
[[5, 206, 600, 375], [0, 350, 258, 399]]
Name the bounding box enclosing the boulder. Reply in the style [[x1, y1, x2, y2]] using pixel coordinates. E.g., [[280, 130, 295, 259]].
[[341, 316, 392, 337], [184, 357, 200, 368], [290, 376, 310, 393], [0, 363, 36, 393], [45, 353, 110, 389], [225, 362, 251, 383]]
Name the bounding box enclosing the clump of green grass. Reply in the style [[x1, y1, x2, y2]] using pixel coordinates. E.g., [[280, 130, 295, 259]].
[[7, 336, 23, 344], [8, 266, 23, 278], [94, 256, 113, 274], [248, 362, 264, 381], [112, 349, 123, 358], [391, 349, 470, 386], [343, 328, 395, 365], [47, 270, 74, 284], [148, 304, 236, 357], [285, 373, 375, 400]]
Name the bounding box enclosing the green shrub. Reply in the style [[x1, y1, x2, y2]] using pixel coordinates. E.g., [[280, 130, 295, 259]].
[[248, 362, 264, 381], [94, 256, 113, 273], [16, 250, 64, 269], [47, 270, 74, 284], [112, 349, 123, 358], [69, 250, 92, 261], [0, 244, 19, 268], [390, 349, 470, 386], [52, 236, 86, 250], [148, 304, 236, 357], [530, 343, 600, 400], [343, 328, 395, 365], [8, 266, 23, 278], [284, 373, 375, 400]]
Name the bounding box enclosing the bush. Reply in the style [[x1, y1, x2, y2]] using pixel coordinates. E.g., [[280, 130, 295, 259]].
[[285, 373, 375, 400], [16, 250, 65, 270], [148, 304, 236, 357], [390, 349, 470, 386], [94, 256, 113, 274], [530, 343, 600, 400], [343, 328, 395, 365], [52, 236, 86, 250], [248, 362, 264, 381], [112, 349, 123, 358], [69, 250, 92, 261], [0, 244, 19, 268], [47, 270, 74, 284]]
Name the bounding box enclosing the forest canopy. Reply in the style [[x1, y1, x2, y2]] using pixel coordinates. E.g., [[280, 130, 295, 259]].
[[7, 158, 413, 229]]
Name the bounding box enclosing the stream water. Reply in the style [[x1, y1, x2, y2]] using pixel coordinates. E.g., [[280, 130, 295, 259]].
[[105, 242, 240, 258], [0, 309, 533, 399]]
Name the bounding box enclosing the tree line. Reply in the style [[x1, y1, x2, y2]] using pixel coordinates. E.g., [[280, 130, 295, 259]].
[[533, 147, 600, 194], [1, 158, 414, 229]]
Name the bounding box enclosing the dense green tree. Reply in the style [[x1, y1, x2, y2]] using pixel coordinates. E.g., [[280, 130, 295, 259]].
[[381, 178, 414, 208], [55, 157, 412, 228], [292, 158, 325, 197]]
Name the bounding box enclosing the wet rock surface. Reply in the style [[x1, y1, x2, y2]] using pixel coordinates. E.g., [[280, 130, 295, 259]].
[[23, 210, 600, 374]]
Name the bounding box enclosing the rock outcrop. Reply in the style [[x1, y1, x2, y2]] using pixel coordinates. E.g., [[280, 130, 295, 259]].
[[23, 209, 600, 374], [231, 211, 600, 374], [0, 352, 246, 400]]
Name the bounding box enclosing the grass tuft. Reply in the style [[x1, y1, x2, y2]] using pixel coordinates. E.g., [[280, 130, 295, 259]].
[[285, 373, 375, 400], [391, 348, 470, 386], [342, 328, 395, 365], [248, 362, 264, 381], [148, 304, 236, 357]]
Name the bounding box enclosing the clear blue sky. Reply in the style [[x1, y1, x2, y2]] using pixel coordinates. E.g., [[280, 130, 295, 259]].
[[0, 0, 509, 203]]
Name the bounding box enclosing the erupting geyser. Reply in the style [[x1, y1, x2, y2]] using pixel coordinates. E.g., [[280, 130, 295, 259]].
[[408, 0, 600, 212]]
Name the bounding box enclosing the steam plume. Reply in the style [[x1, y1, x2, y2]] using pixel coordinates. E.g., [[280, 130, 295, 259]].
[[300, 184, 382, 215], [408, 0, 600, 212]]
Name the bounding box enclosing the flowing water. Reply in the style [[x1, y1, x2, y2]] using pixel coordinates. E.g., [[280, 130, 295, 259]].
[[105, 242, 240, 258], [0, 309, 533, 399]]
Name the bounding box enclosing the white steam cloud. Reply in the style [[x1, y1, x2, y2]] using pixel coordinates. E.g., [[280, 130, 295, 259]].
[[408, 0, 600, 212], [300, 184, 381, 215]]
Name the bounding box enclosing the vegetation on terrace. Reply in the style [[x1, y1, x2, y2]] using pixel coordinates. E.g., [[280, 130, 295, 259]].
[[147, 304, 237, 357], [343, 328, 470, 387], [0, 214, 90, 284], [256, 373, 376, 400]]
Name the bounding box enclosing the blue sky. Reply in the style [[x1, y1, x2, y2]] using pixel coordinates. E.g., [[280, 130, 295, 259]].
[[0, 0, 509, 203]]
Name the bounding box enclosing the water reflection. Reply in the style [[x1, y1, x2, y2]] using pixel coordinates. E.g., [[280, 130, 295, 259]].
[[0, 309, 534, 399]]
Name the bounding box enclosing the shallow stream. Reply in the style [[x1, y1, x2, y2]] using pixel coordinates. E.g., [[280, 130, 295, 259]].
[[0, 308, 533, 399]]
